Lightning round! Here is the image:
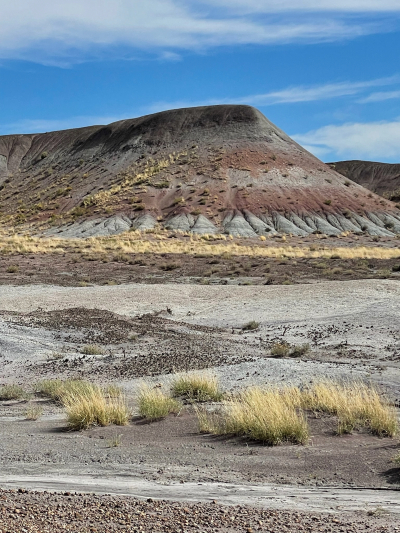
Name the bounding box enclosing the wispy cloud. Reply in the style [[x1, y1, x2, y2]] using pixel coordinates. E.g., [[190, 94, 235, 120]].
[[358, 90, 400, 103], [293, 120, 400, 161], [202, 0, 400, 14], [0, 1, 394, 65], [146, 76, 400, 113]]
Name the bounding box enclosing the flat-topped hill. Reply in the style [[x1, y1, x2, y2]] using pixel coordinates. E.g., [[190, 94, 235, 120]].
[[1, 105, 399, 237]]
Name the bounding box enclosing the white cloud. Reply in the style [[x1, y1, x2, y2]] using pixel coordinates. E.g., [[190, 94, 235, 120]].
[[146, 77, 400, 113], [358, 90, 400, 103], [293, 120, 400, 161], [0, 1, 392, 65], [202, 0, 400, 13]]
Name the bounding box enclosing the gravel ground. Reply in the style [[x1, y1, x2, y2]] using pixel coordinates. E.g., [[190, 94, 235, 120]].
[[0, 488, 398, 533]]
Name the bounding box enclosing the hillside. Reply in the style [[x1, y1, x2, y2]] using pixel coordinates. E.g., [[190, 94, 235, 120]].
[[329, 160, 400, 202], [0, 105, 399, 237]]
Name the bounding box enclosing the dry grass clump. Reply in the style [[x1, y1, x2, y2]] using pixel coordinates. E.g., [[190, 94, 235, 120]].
[[270, 342, 310, 358], [197, 386, 308, 445], [81, 344, 105, 356], [196, 381, 397, 445], [35, 379, 129, 429], [25, 405, 43, 420], [138, 384, 181, 421], [61, 383, 129, 430], [171, 372, 224, 402], [301, 381, 398, 436], [0, 384, 27, 401]]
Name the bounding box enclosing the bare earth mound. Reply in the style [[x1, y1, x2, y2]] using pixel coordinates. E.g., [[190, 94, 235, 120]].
[[1, 105, 399, 237]]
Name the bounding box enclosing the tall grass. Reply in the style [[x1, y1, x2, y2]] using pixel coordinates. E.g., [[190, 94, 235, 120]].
[[197, 386, 309, 445], [138, 384, 181, 421], [171, 372, 224, 402], [301, 381, 398, 436], [36, 379, 129, 430], [0, 384, 27, 401], [0, 231, 399, 260], [196, 381, 398, 445]]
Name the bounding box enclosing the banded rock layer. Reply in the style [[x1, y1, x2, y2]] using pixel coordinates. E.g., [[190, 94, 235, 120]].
[[1, 105, 399, 237]]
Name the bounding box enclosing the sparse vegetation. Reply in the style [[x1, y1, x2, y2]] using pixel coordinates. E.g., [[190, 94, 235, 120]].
[[0, 384, 27, 401], [301, 381, 398, 436], [81, 344, 105, 356], [138, 384, 181, 421], [270, 342, 310, 358], [196, 381, 397, 444], [196, 386, 309, 445], [241, 320, 260, 331], [171, 372, 224, 402], [6, 265, 18, 273], [25, 405, 43, 420]]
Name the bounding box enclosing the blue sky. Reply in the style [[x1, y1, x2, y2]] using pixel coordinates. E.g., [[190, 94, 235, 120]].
[[1, 1, 400, 162]]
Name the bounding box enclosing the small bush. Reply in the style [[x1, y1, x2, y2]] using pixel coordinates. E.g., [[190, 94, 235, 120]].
[[171, 372, 224, 402], [0, 384, 26, 401], [290, 343, 310, 357], [25, 406, 43, 420], [270, 342, 291, 357], [271, 342, 310, 358], [241, 321, 259, 331], [138, 385, 181, 421], [81, 344, 105, 356], [6, 265, 18, 273], [160, 263, 179, 271]]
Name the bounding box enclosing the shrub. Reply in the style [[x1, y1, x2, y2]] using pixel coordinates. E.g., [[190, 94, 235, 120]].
[[241, 321, 259, 331], [25, 406, 43, 420], [270, 342, 291, 357], [171, 372, 224, 402], [270, 342, 310, 358], [290, 343, 310, 357], [6, 265, 18, 273], [0, 384, 26, 400], [138, 385, 181, 420], [81, 344, 105, 356], [160, 263, 179, 271]]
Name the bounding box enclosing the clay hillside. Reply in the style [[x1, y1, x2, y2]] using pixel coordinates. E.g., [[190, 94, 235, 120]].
[[329, 160, 400, 203], [1, 105, 399, 237]]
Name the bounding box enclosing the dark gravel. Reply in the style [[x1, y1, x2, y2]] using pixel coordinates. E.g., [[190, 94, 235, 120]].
[[0, 488, 397, 533]]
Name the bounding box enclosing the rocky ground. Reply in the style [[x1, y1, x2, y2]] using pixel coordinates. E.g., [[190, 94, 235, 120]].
[[2, 488, 398, 533]]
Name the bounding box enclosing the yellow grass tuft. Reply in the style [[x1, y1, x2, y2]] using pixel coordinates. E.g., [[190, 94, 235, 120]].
[[36, 379, 129, 430], [301, 381, 398, 436], [138, 384, 181, 421], [61, 383, 129, 430], [25, 405, 43, 420], [196, 381, 398, 445], [197, 386, 309, 445], [0, 384, 27, 401], [171, 372, 224, 402]]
